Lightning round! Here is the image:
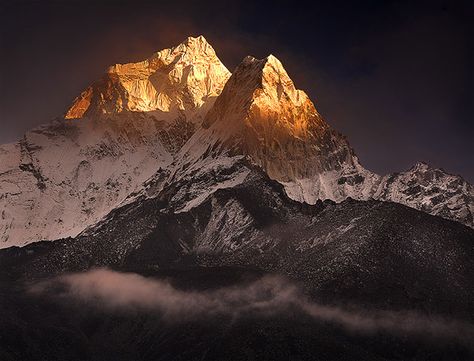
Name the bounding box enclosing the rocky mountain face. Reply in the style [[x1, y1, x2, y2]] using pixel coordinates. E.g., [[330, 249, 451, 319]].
[[65, 35, 230, 119], [375, 162, 473, 228], [152, 54, 374, 219], [0, 36, 472, 249], [0, 36, 230, 248], [180, 55, 379, 202]]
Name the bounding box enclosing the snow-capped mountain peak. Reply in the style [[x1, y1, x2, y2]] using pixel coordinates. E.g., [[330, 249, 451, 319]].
[[65, 35, 231, 119], [0, 36, 232, 248], [172, 53, 472, 227], [172, 54, 379, 210], [203, 54, 317, 135], [375, 161, 473, 227]]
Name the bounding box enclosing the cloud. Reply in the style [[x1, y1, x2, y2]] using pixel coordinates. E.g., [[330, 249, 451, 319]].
[[31, 268, 474, 349], [31, 268, 301, 319]]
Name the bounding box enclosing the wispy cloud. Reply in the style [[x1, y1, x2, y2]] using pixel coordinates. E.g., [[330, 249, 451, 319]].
[[31, 268, 474, 349]]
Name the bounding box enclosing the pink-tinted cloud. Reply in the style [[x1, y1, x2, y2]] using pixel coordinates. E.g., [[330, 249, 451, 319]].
[[31, 268, 474, 350]]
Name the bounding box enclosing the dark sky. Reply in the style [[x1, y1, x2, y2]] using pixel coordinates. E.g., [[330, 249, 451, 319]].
[[1, 0, 472, 180]]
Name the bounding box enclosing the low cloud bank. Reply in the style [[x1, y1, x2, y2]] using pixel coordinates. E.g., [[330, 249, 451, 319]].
[[31, 268, 474, 348], [31, 269, 300, 318]]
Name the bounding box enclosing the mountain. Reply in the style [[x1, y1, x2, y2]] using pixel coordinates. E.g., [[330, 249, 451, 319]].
[[165, 52, 472, 226], [375, 162, 473, 227], [65, 35, 230, 119], [0, 36, 472, 250], [0, 36, 229, 248], [0, 35, 473, 361], [174, 54, 378, 203]]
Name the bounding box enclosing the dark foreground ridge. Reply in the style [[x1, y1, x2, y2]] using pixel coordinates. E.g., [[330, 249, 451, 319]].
[[1, 163, 473, 360]]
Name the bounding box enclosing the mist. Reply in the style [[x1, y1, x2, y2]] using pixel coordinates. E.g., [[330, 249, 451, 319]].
[[31, 268, 474, 349]]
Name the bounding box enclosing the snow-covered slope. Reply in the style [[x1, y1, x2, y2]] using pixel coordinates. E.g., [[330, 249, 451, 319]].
[[375, 162, 473, 228], [0, 114, 172, 248], [0, 36, 230, 248]]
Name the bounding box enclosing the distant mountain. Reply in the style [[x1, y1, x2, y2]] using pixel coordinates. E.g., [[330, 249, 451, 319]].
[[0, 36, 472, 250], [375, 161, 473, 227]]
